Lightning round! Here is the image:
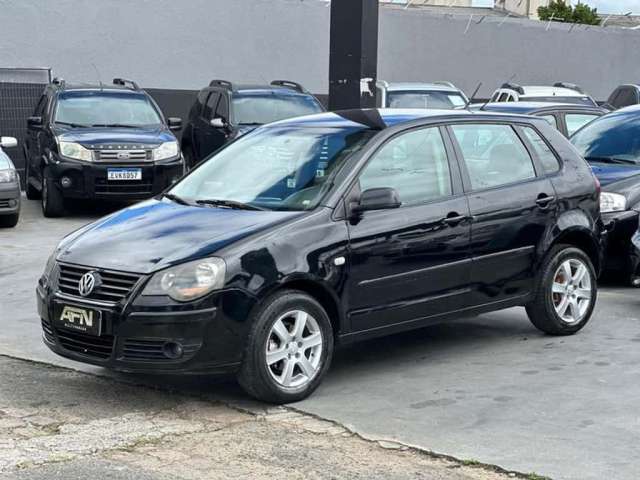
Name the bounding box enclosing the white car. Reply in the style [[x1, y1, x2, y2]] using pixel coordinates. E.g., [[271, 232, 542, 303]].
[[490, 82, 598, 107], [0, 136, 20, 228], [376, 81, 469, 109]]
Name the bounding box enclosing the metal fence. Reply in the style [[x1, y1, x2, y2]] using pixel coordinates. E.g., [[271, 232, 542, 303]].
[[0, 67, 51, 183]]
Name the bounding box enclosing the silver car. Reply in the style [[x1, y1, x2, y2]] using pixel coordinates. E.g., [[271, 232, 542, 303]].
[[0, 136, 20, 228]]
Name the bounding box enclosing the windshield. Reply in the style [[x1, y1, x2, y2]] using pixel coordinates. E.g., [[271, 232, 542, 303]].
[[571, 111, 640, 164], [521, 96, 595, 106], [54, 91, 163, 127], [0, 152, 12, 169], [231, 94, 323, 125], [170, 126, 374, 211], [387, 91, 467, 109]]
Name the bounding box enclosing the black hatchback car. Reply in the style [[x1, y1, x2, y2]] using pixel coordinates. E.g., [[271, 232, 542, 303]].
[[181, 79, 324, 168], [38, 109, 602, 403], [24, 78, 184, 217]]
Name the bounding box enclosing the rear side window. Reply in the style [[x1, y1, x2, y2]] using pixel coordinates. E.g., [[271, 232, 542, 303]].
[[565, 114, 600, 136], [614, 88, 637, 109], [451, 124, 536, 190], [539, 115, 558, 129], [359, 127, 452, 206], [521, 127, 560, 174]]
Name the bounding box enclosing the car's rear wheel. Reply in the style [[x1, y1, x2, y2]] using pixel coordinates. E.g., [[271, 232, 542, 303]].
[[238, 290, 334, 404], [41, 168, 65, 218], [0, 213, 19, 228], [526, 245, 597, 335]]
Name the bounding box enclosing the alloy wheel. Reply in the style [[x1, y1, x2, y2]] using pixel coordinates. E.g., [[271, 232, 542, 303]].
[[551, 258, 592, 325], [265, 310, 323, 389]]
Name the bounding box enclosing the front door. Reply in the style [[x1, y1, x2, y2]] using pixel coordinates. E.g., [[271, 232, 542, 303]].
[[346, 126, 472, 333], [448, 122, 558, 306]]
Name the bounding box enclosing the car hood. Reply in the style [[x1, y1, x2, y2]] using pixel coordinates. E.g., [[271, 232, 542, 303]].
[[56, 199, 300, 274], [589, 162, 640, 187], [53, 126, 175, 147]]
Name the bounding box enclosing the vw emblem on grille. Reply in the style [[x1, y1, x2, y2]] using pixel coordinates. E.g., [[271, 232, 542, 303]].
[[78, 272, 100, 297], [116, 151, 130, 160]]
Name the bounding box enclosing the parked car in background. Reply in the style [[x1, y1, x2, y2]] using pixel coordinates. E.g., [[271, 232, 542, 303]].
[[605, 84, 640, 110], [0, 136, 20, 228], [39, 108, 602, 403], [375, 81, 468, 109], [24, 78, 184, 218], [490, 83, 598, 107], [181, 80, 324, 168], [571, 105, 640, 281], [472, 102, 607, 137]]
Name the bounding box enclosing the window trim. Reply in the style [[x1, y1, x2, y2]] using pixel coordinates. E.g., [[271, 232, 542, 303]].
[[515, 124, 562, 177], [445, 121, 541, 194]]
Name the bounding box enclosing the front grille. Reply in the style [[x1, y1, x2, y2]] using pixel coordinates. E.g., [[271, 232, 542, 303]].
[[0, 199, 12, 208], [56, 327, 115, 360], [95, 149, 152, 162], [41, 319, 55, 344], [57, 263, 142, 303], [94, 178, 154, 195], [122, 338, 201, 362]]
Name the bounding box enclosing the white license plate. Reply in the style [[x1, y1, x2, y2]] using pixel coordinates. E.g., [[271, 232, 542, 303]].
[[107, 169, 142, 181]]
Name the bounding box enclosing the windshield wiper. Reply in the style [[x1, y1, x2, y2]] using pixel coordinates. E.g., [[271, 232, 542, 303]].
[[54, 121, 91, 128], [195, 199, 265, 211], [585, 156, 638, 166], [162, 192, 191, 206], [89, 123, 139, 128], [238, 122, 263, 126]]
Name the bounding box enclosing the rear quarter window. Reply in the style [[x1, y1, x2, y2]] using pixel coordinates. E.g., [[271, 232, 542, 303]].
[[521, 126, 560, 174]]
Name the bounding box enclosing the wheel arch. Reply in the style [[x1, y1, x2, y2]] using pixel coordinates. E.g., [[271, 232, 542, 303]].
[[550, 226, 602, 273]]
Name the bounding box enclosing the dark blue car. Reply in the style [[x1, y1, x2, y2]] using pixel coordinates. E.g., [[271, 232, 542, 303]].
[[571, 105, 640, 280]]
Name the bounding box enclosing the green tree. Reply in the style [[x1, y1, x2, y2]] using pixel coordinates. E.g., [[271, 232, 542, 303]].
[[538, 1, 601, 26]]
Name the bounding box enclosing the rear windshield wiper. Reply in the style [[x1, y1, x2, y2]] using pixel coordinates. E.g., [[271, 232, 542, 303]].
[[195, 199, 265, 211], [54, 121, 91, 128], [585, 156, 638, 166], [162, 192, 191, 206]]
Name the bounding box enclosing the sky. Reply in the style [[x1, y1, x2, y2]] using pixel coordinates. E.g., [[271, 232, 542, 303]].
[[472, 0, 640, 14]]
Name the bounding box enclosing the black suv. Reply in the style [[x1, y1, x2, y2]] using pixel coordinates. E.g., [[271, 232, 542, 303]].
[[181, 79, 324, 168], [38, 109, 602, 404], [24, 78, 184, 217]]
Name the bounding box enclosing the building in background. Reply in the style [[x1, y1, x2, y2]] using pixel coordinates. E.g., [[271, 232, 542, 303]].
[[495, 0, 550, 19]]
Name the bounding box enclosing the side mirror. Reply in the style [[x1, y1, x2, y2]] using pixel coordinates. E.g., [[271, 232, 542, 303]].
[[167, 117, 182, 131], [210, 117, 227, 129], [0, 136, 17, 149], [352, 187, 401, 214], [27, 116, 43, 128]]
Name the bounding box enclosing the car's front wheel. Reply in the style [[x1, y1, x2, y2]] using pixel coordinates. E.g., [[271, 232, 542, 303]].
[[41, 167, 65, 218], [238, 290, 334, 404], [526, 245, 597, 335]]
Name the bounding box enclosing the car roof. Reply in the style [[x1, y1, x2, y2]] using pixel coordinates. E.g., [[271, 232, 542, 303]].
[[516, 86, 588, 98], [475, 102, 604, 114], [266, 108, 542, 130], [49, 84, 144, 94], [613, 104, 640, 114], [209, 84, 314, 97], [383, 82, 463, 93]]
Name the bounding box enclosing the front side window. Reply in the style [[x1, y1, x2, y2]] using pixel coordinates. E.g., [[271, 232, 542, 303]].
[[572, 112, 640, 164], [386, 91, 466, 109], [565, 114, 600, 136], [232, 94, 323, 125], [202, 92, 219, 120], [54, 91, 162, 127], [359, 127, 452, 206], [451, 124, 536, 190], [539, 114, 558, 129], [171, 126, 375, 211], [522, 126, 560, 174]]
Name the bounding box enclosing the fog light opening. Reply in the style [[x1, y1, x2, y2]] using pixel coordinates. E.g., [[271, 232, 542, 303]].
[[631, 277, 640, 288], [60, 176, 72, 189], [162, 342, 184, 359]]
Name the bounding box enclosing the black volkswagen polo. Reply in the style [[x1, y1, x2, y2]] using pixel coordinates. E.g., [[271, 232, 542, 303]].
[[38, 109, 602, 403]]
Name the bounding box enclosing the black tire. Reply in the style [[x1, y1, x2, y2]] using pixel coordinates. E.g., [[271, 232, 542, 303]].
[[526, 245, 597, 335], [25, 158, 41, 200], [41, 167, 65, 218], [238, 289, 334, 404], [0, 212, 19, 228]]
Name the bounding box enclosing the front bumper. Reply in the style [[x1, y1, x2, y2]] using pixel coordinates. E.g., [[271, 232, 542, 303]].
[[601, 209, 639, 275], [48, 156, 184, 200], [37, 275, 255, 375], [0, 181, 21, 215]]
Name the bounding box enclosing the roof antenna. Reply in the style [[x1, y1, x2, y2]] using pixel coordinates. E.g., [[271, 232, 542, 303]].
[[91, 63, 103, 90], [464, 82, 482, 110]]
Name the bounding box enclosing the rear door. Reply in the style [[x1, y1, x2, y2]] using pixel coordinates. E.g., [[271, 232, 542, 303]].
[[448, 122, 557, 306], [346, 125, 472, 333]]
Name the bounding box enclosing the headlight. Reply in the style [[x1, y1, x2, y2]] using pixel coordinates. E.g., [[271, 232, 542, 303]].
[[141, 257, 226, 302], [0, 169, 17, 183], [153, 141, 179, 161], [58, 141, 93, 162], [600, 192, 626, 213]]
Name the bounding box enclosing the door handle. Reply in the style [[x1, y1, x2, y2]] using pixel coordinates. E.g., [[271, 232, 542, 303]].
[[535, 194, 555, 209], [442, 213, 469, 226]]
